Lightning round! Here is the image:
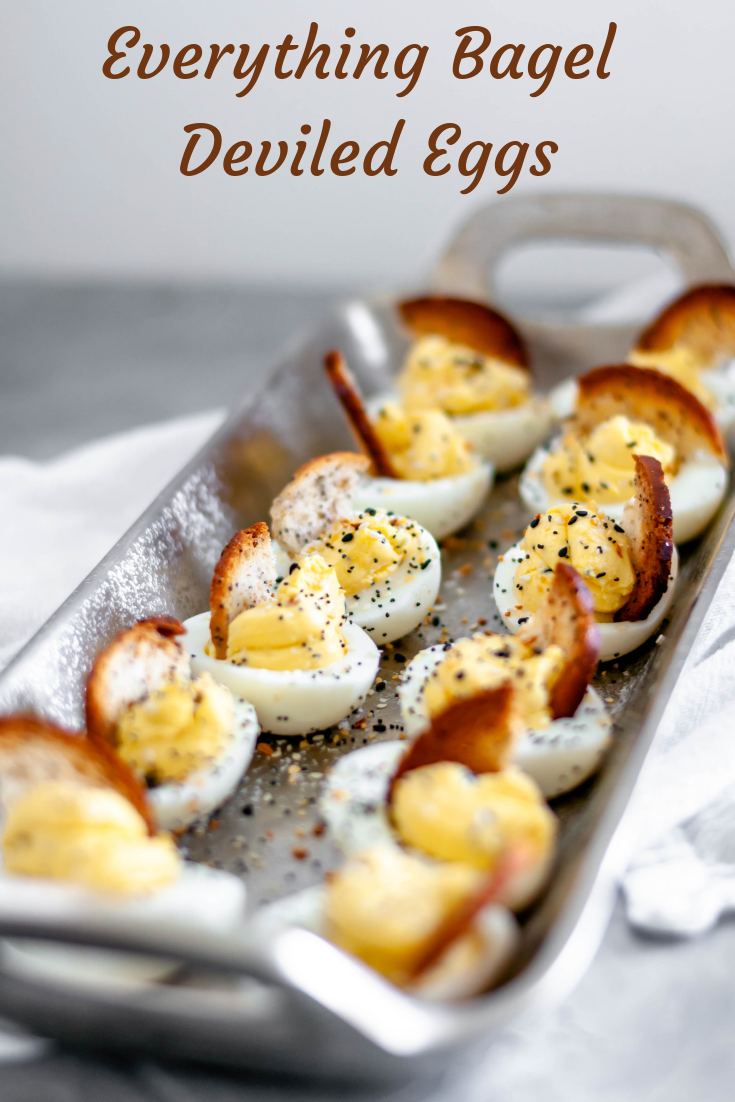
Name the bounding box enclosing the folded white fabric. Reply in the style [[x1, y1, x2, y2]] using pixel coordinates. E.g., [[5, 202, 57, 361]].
[[1, 410, 735, 938], [0, 411, 223, 673]]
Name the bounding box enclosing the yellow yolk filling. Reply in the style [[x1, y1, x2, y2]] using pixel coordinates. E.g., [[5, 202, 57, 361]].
[[304, 510, 420, 596], [628, 347, 715, 409], [2, 781, 180, 894], [324, 844, 483, 985], [226, 554, 346, 671], [116, 673, 234, 784], [372, 402, 475, 481], [392, 762, 556, 870], [398, 335, 530, 415], [423, 634, 564, 731], [514, 504, 636, 617], [542, 415, 677, 505]]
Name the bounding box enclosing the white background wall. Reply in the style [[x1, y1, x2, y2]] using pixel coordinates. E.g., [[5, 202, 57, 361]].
[[1, 1, 733, 289]]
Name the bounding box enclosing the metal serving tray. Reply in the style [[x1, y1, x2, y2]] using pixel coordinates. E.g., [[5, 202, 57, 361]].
[[0, 194, 733, 1081]]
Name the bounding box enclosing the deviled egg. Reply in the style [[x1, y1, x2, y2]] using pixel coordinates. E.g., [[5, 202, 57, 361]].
[[86, 617, 259, 831], [398, 563, 611, 798], [520, 364, 729, 543], [269, 451, 441, 644], [256, 844, 519, 1000], [390, 296, 554, 472], [629, 282, 735, 430], [185, 522, 380, 735], [0, 715, 246, 988], [497, 455, 677, 661], [324, 350, 492, 540]]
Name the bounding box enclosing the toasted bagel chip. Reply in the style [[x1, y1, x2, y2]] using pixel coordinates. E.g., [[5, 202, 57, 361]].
[[210, 522, 276, 659], [324, 350, 400, 478], [573, 364, 727, 464], [408, 846, 526, 983], [399, 296, 529, 369], [86, 617, 189, 745], [390, 684, 519, 796], [0, 714, 156, 835], [633, 283, 735, 367], [270, 452, 371, 556], [615, 456, 673, 622], [518, 563, 599, 720]]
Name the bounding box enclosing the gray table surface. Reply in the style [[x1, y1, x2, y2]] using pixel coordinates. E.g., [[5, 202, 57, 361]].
[[1, 281, 734, 1102]]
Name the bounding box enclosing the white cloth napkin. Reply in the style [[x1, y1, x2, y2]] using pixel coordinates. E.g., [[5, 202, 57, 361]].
[[1, 408, 735, 942]]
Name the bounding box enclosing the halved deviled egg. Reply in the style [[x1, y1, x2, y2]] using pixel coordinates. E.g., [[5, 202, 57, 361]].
[[269, 452, 441, 644], [498, 456, 677, 661], [629, 282, 735, 431], [0, 715, 246, 988], [255, 844, 519, 1000], [390, 295, 554, 472], [520, 364, 729, 543], [324, 350, 493, 540], [86, 617, 259, 831], [398, 564, 611, 798], [185, 522, 380, 735]]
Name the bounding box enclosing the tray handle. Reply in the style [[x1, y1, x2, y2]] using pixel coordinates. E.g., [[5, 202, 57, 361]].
[[433, 193, 735, 303]]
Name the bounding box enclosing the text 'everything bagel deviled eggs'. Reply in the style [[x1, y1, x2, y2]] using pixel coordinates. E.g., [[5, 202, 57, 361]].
[[321, 693, 558, 913], [185, 522, 380, 736], [392, 296, 554, 472], [0, 715, 246, 987], [628, 282, 735, 431], [497, 455, 677, 662], [323, 349, 493, 541], [255, 843, 521, 1000], [398, 563, 611, 798], [85, 617, 259, 832], [520, 364, 729, 544], [269, 451, 441, 644]]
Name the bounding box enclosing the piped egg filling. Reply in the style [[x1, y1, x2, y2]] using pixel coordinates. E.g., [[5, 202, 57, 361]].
[[302, 510, 416, 596], [116, 673, 234, 784], [543, 415, 676, 505], [220, 554, 347, 671], [372, 402, 475, 481], [398, 335, 530, 415], [2, 781, 180, 895], [391, 762, 556, 875], [323, 844, 485, 987], [513, 504, 635, 619], [423, 634, 564, 733]]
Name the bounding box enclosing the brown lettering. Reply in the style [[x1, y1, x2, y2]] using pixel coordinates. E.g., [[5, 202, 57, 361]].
[[564, 44, 593, 79], [255, 141, 289, 176], [394, 44, 428, 97], [424, 123, 462, 177], [234, 44, 270, 97], [331, 141, 360, 176], [528, 44, 561, 96], [295, 22, 330, 79], [364, 119, 405, 176], [223, 141, 252, 176], [597, 22, 617, 78], [458, 141, 493, 195], [490, 44, 525, 80], [353, 43, 390, 80], [180, 123, 222, 176], [453, 26, 491, 79], [137, 43, 170, 79], [205, 44, 235, 79], [530, 141, 559, 177], [495, 141, 529, 194], [173, 44, 202, 79], [103, 26, 140, 79]]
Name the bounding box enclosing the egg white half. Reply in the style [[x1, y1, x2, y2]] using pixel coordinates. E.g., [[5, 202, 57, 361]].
[[493, 540, 678, 662], [274, 522, 442, 645], [321, 740, 554, 909], [367, 389, 553, 475], [0, 861, 246, 990], [351, 463, 492, 543], [254, 879, 518, 1000], [520, 438, 727, 544], [399, 645, 612, 798], [149, 697, 259, 831], [184, 613, 380, 736]]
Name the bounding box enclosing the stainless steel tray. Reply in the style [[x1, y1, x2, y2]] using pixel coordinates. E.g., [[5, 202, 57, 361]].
[[0, 194, 733, 1081]]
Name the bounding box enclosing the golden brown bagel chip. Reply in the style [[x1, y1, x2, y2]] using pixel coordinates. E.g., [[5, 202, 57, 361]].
[[0, 714, 156, 835], [324, 350, 400, 478], [633, 283, 735, 367], [408, 846, 526, 983], [573, 364, 727, 464], [518, 563, 599, 720], [209, 522, 276, 660], [399, 296, 529, 369], [270, 452, 371, 556], [86, 617, 189, 745], [390, 683, 519, 793], [615, 456, 674, 622]]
